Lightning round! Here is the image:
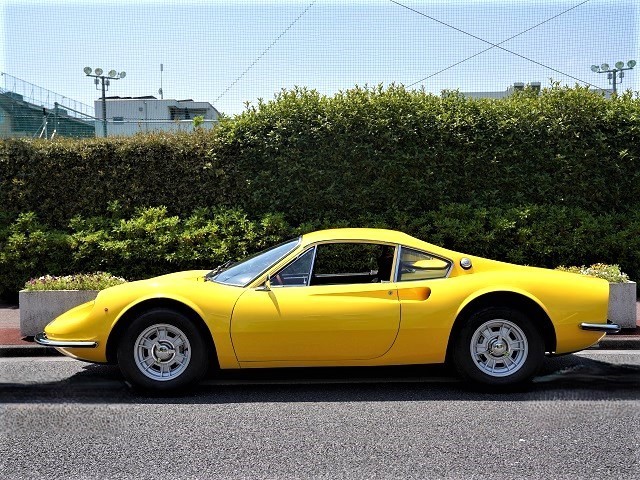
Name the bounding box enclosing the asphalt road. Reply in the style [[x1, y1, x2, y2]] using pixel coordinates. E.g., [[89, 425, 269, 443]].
[[1, 352, 639, 480]]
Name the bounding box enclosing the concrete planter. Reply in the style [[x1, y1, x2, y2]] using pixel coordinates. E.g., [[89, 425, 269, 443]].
[[608, 281, 637, 330], [19, 290, 99, 336]]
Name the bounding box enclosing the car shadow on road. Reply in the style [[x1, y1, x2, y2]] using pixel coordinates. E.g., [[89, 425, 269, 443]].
[[1, 353, 639, 404]]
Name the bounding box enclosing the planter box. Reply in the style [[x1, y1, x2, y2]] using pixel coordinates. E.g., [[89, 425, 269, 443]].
[[19, 290, 99, 337], [608, 281, 637, 330]]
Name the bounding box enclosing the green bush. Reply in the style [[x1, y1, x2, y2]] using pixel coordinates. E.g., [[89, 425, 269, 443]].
[[555, 264, 631, 283], [1, 85, 638, 227], [0, 207, 294, 299], [1, 84, 639, 298], [68, 206, 292, 280], [23, 272, 127, 291], [1, 204, 639, 299], [0, 213, 71, 299]]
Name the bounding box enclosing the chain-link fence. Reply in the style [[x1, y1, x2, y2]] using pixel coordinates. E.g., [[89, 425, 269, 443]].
[[0, 73, 95, 139]]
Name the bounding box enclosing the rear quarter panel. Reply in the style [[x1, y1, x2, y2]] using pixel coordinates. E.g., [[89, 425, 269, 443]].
[[386, 264, 608, 364]]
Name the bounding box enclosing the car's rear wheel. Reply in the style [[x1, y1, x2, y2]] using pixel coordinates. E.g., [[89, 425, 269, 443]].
[[117, 308, 208, 391], [453, 307, 544, 387]]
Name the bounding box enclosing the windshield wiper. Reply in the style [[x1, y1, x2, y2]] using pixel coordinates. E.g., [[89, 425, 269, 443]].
[[204, 260, 234, 281]]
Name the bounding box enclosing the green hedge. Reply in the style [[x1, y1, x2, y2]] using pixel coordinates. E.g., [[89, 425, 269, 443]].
[[1, 85, 639, 227], [1, 85, 639, 298], [0, 207, 292, 299], [1, 204, 638, 300]]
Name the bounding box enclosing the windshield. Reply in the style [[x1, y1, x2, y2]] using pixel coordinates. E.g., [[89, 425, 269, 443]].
[[210, 238, 300, 287]]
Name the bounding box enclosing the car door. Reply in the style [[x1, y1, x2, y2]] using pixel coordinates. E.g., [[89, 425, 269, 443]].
[[230, 243, 401, 363]]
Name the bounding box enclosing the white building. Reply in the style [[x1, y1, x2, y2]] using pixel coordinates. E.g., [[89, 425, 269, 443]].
[[464, 82, 613, 99], [94, 96, 220, 137], [464, 82, 542, 99]]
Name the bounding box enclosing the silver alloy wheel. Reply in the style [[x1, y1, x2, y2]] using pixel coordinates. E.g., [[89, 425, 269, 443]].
[[469, 319, 529, 377], [134, 323, 191, 381]]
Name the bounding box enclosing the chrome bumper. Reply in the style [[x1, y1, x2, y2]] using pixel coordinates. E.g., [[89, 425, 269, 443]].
[[34, 332, 97, 348], [579, 322, 621, 333]]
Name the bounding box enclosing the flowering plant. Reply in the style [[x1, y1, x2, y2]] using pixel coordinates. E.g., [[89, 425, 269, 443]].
[[23, 272, 127, 291], [555, 263, 630, 283]]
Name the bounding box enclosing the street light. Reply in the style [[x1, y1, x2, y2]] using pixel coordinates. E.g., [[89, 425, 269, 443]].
[[590, 60, 636, 95], [83, 67, 126, 137]]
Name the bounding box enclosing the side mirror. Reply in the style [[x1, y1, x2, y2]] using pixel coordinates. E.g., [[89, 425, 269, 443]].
[[256, 275, 272, 292]]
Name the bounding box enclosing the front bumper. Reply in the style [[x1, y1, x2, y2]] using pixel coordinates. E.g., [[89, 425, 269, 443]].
[[34, 332, 97, 348], [579, 321, 621, 333]]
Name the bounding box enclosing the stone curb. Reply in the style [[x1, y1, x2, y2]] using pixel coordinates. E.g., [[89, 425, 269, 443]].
[[593, 336, 640, 350], [0, 344, 61, 357]]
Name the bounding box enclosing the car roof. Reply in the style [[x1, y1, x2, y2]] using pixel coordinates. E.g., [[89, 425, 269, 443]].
[[300, 228, 457, 258]]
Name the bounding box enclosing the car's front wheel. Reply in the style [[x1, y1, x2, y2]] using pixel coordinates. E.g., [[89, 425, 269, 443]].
[[117, 308, 208, 391], [452, 307, 544, 387]]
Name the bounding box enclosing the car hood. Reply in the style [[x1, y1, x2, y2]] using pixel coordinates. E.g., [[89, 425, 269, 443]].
[[100, 270, 208, 293], [93, 269, 230, 308], [145, 270, 210, 284], [88, 269, 245, 333]]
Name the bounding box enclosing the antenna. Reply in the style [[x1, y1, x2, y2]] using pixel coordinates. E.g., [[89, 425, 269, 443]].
[[159, 63, 164, 99]]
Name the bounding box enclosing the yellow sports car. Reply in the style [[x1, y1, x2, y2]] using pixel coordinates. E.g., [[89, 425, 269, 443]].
[[36, 228, 620, 391]]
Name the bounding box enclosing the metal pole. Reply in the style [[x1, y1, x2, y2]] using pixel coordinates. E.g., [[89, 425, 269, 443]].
[[610, 70, 615, 95], [101, 77, 107, 137]]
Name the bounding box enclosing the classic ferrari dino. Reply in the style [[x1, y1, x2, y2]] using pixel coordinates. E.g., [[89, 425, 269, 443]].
[[36, 228, 619, 390]]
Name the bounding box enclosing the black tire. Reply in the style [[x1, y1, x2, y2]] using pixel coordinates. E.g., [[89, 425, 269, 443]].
[[452, 307, 544, 387], [117, 308, 209, 391]]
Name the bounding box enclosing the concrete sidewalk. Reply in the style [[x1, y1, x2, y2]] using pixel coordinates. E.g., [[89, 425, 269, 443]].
[[0, 303, 60, 356], [1, 302, 639, 356]]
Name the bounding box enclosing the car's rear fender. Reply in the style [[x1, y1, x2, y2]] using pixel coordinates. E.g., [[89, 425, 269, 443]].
[[446, 288, 557, 362]]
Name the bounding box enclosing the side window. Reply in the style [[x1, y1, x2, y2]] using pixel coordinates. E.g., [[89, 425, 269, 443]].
[[271, 248, 315, 287], [398, 247, 450, 281], [311, 243, 396, 285]]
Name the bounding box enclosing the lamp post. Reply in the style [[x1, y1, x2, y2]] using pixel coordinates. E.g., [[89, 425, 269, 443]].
[[83, 67, 126, 137], [590, 60, 636, 95]]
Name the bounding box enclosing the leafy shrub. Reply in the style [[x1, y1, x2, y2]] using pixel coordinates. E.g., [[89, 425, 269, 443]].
[[555, 264, 631, 283], [2, 206, 294, 297], [0, 212, 71, 299], [1, 85, 638, 227], [1, 84, 639, 298], [23, 272, 127, 291], [1, 204, 639, 299], [68, 206, 293, 280]]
